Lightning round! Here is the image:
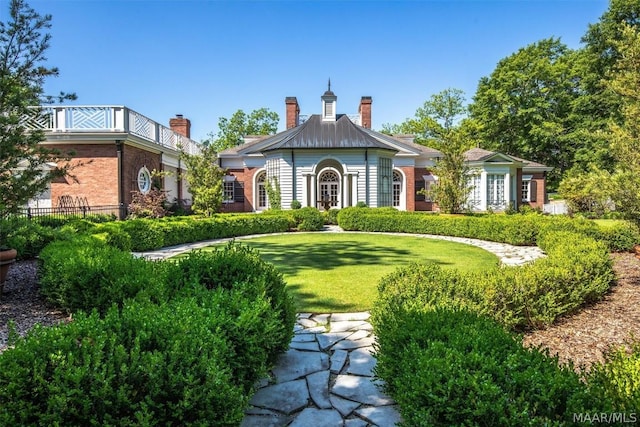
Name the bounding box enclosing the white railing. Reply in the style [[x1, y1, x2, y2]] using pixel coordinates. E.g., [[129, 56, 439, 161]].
[[24, 106, 201, 155]]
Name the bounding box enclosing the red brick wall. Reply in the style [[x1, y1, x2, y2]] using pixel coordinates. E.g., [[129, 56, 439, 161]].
[[399, 166, 415, 211], [527, 172, 547, 209], [411, 167, 437, 212], [220, 167, 257, 213], [122, 145, 162, 206], [49, 144, 119, 206]]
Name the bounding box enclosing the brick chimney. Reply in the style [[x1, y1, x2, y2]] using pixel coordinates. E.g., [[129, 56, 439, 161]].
[[169, 114, 191, 138], [285, 97, 300, 129], [358, 96, 372, 129]]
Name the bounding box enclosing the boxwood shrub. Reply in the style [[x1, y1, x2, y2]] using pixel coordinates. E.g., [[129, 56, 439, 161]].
[[337, 207, 639, 251], [5, 237, 296, 425], [0, 300, 247, 426], [372, 308, 606, 426]]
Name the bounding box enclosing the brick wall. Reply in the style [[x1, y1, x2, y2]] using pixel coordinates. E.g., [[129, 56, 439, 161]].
[[48, 144, 119, 206], [122, 145, 162, 206], [411, 167, 437, 212], [220, 167, 257, 213]]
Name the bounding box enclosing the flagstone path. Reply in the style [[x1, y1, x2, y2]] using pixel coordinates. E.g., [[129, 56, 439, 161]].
[[241, 311, 401, 427], [133, 226, 546, 426]]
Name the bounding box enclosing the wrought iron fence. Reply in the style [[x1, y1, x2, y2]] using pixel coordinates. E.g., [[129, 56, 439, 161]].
[[14, 205, 127, 222]]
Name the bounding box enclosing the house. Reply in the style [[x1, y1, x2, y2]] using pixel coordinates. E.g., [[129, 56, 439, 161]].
[[23, 106, 200, 218], [218, 87, 551, 212]]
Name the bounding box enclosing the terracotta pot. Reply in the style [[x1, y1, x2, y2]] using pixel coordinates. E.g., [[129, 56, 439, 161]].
[[0, 248, 17, 287]]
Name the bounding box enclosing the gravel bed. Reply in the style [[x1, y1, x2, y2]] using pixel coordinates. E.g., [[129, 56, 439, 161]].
[[0, 260, 69, 352]]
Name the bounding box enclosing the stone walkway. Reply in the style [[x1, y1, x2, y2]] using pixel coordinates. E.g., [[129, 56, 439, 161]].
[[241, 312, 400, 427], [133, 226, 546, 426]]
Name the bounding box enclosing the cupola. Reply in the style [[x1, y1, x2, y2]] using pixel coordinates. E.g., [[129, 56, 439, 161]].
[[321, 79, 337, 122]]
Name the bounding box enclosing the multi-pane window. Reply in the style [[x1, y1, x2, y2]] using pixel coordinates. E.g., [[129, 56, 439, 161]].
[[256, 172, 267, 209], [319, 170, 339, 207], [469, 173, 481, 208], [521, 179, 530, 202], [223, 181, 234, 202], [378, 158, 392, 207], [137, 167, 151, 194], [487, 174, 505, 208], [392, 170, 402, 207]]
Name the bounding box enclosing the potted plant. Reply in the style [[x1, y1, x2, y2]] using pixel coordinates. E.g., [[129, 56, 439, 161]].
[[0, 244, 17, 291]]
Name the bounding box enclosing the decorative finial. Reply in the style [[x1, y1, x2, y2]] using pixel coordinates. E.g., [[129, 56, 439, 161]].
[[328, 78, 331, 92]]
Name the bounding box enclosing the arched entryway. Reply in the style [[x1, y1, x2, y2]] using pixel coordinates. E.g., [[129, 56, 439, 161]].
[[254, 170, 268, 211], [318, 168, 340, 209]]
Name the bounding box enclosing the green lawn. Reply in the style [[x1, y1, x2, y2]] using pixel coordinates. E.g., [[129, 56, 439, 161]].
[[192, 233, 498, 313]]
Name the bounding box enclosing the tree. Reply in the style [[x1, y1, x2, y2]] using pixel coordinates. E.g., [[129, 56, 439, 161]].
[[208, 108, 279, 152], [570, 0, 640, 175], [180, 145, 225, 216], [470, 38, 582, 189], [605, 24, 640, 222], [385, 88, 474, 213], [0, 0, 76, 217]]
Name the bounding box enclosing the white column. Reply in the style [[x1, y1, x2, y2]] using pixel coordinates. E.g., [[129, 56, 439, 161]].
[[480, 171, 488, 211], [301, 174, 309, 207], [310, 174, 316, 209], [352, 172, 359, 205], [504, 172, 511, 210]]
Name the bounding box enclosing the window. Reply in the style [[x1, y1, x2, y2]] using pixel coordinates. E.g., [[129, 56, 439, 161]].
[[521, 175, 532, 202], [378, 158, 392, 207], [256, 172, 267, 209], [223, 181, 234, 202], [325, 101, 333, 117], [487, 174, 505, 209], [319, 170, 340, 207], [468, 173, 481, 208], [392, 170, 402, 207], [137, 167, 151, 194]]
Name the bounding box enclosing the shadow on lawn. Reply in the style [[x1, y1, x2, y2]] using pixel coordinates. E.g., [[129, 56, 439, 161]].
[[286, 283, 359, 312], [242, 239, 456, 275]]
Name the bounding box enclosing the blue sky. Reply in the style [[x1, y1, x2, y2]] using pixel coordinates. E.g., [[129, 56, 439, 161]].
[[25, 0, 609, 142]]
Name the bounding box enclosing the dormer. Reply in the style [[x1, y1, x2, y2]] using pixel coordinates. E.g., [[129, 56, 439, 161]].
[[321, 80, 337, 122]]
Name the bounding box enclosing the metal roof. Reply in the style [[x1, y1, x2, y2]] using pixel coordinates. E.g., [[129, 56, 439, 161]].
[[260, 114, 395, 151]]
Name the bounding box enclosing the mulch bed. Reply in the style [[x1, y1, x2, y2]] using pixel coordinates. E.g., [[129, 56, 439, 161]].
[[523, 252, 640, 370]]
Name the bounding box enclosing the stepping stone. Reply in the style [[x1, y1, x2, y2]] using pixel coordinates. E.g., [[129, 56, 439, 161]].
[[333, 336, 376, 350], [345, 329, 371, 341], [298, 313, 313, 319], [290, 340, 320, 351], [332, 375, 394, 406], [291, 333, 316, 343], [355, 405, 402, 426], [330, 349, 348, 374], [295, 326, 327, 334], [297, 318, 319, 328], [311, 313, 330, 325], [330, 394, 361, 417], [289, 408, 343, 427], [330, 320, 368, 332], [331, 312, 370, 322], [316, 332, 352, 350], [346, 347, 377, 377], [249, 379, 309, 414], [273, 349, 328, 383], [306, 370, 332, 409], [344, 418, 368, 427], [241, 414, 291, 427]]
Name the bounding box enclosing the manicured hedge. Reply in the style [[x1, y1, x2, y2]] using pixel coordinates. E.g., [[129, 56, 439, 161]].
[[372, 308, 606, 426], [3, 238, 295, 425], [112, 214, 292, 251], [337, 207, 640, 251]]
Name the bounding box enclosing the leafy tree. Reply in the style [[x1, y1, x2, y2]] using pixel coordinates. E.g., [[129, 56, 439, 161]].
[[264, 176, 281, 210], [605, 24, 640, 222], [558, 166, 614, 217], [470, 38, 581, 189], [387, 88, 474, 213], [570, 0, 640, 175], [180, 145, 225, 216], [208, 108, 278, 152], [0, 0, 76, 218]]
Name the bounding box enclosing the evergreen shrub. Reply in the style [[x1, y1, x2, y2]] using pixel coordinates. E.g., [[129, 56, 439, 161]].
[[372, 308, 605, 426]]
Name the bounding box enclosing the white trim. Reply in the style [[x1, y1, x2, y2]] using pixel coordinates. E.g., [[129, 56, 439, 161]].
[[253, 168, 268, 211], [137, 166, 151, 194]]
